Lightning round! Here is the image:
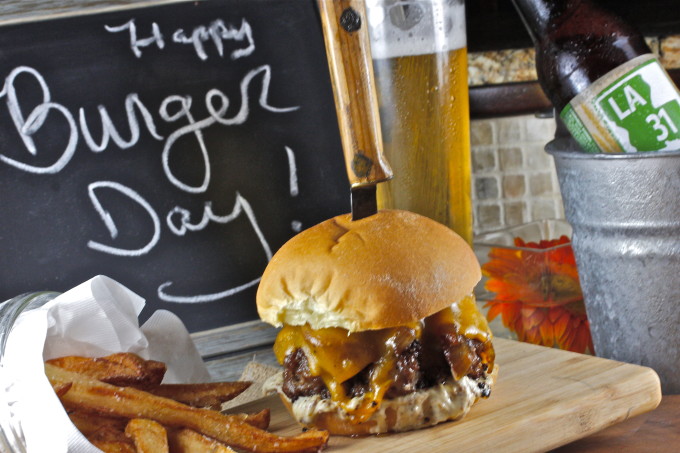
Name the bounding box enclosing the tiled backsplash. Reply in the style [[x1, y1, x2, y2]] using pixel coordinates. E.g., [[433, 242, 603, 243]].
[[471, 114, 562, 235]]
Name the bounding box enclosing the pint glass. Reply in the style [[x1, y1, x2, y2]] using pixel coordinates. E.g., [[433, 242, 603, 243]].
[[366, 0, 472, 243]]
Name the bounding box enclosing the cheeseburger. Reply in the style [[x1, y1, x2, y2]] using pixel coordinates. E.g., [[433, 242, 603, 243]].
[[257, 210, 496, 435]]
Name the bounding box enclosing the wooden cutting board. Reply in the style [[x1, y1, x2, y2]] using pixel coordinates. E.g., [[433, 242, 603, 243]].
[[233, 338, 662, 453]]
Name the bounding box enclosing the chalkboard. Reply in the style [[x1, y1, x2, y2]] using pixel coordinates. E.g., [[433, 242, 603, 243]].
[[0, 0, 349, 332]]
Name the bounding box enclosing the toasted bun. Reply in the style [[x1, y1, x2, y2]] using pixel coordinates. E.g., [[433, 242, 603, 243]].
[[257, 210, 481, 332], [264, 365, 497, 435]]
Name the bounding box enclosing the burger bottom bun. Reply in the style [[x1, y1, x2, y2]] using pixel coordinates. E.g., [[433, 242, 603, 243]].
[[263, 366, 497, 436]]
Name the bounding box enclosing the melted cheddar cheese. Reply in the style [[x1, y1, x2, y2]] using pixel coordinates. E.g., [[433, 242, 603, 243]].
[[273, 295, 491, 423]]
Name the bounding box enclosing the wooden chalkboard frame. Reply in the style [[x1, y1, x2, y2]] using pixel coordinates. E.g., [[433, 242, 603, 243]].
[[191, 319, 278, 381]]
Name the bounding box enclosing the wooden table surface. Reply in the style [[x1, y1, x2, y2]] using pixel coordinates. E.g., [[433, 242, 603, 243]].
[[553, 394, 680, 452]]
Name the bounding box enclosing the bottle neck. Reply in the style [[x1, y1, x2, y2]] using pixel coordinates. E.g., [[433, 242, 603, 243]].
[[511, 0, 582, 43]]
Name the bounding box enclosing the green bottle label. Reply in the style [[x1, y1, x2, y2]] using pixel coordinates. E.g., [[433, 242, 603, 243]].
[[560, 55, 680, 153]]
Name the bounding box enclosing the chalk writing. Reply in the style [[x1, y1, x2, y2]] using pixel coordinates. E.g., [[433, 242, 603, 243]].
[[0, 62, 297, 303], [87, 181, 162, 257], [0, 66, 77, 174], [285, 145, 303, 233], [106, 18, 255, 61], [79, 94, 164, 151], [0, 65, 297, 178], [159, 277, 261, 303], [172, 19, 255, 60], [285, 146, 299, 196], [159, 192, 272, 303], [105, 20, 165, 58], [161, 65, 299, 193]]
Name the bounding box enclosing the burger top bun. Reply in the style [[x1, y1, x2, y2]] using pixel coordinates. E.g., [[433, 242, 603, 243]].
[[256, 209, 481, 332]]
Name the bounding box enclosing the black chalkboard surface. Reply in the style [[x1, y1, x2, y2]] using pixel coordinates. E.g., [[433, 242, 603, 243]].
[[0, 0, 349, 332]]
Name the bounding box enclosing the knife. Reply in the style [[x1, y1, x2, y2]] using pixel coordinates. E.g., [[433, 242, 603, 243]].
[[317, 0, 393, 220]]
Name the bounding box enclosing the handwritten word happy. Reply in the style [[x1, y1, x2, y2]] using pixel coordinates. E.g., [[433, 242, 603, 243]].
[[105, 18, 255, 60]]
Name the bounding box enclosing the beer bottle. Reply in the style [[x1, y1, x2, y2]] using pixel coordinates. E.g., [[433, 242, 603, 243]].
[[513, 0, 680, 153]]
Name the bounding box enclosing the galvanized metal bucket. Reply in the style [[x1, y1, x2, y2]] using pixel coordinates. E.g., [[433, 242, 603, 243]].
[[547, 139, 680, 394]]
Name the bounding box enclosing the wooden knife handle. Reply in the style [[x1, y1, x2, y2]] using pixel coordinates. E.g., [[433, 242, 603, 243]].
[[317, 0, 393, 187]]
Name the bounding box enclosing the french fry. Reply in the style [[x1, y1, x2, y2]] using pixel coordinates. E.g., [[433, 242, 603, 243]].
[[86, 423, 135, 453], [49, 353, 252, 409], [106, 353, 166, 385], [233, 408, 270, 430], [89, 439, 137, 453], [68, 410, 127, 436], [72, 409, 267, 449], [146, 381, 252, 410], [46, 363, 329, 453], [168, 428, 237, 453], [46, 353, 166, 389], [53, 382, 72, 398], [125, 418, 169, 453]]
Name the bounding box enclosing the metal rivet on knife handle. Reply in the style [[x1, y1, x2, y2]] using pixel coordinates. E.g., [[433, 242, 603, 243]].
[[351, 152, 373, 178], [340, 7, 362, 32]]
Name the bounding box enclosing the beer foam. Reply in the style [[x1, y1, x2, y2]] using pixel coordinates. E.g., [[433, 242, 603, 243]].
[[367, 0, 466, 59]]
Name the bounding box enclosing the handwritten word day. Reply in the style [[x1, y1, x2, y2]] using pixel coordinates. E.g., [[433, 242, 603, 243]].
[[0, 18, 300, 303]]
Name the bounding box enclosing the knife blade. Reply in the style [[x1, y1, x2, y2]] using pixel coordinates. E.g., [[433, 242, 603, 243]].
[[351, 185, 377, 221], [317, 0, 393, 220]]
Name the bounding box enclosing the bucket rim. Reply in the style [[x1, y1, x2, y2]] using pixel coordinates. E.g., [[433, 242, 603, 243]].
[[545, 138, 680, 160]]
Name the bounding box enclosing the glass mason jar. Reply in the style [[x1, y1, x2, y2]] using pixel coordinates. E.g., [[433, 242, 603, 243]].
[[366, 0, 473, 243], [0, 292, 60, 453]]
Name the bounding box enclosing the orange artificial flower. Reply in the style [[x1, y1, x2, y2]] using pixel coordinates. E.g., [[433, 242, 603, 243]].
[[482, 236, 594, 354]]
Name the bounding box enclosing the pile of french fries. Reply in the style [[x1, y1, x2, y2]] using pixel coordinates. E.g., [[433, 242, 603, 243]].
[[45, 353, 328, 453]]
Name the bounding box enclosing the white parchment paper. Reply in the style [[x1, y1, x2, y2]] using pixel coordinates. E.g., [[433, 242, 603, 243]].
[[2, 275, 211, 453]]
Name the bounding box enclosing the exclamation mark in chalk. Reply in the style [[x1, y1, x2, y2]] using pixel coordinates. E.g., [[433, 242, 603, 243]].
[[285, 146, 302, 232]]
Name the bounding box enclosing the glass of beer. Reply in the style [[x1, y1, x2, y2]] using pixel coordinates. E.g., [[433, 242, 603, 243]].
[[366, 0, 472, 243]]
